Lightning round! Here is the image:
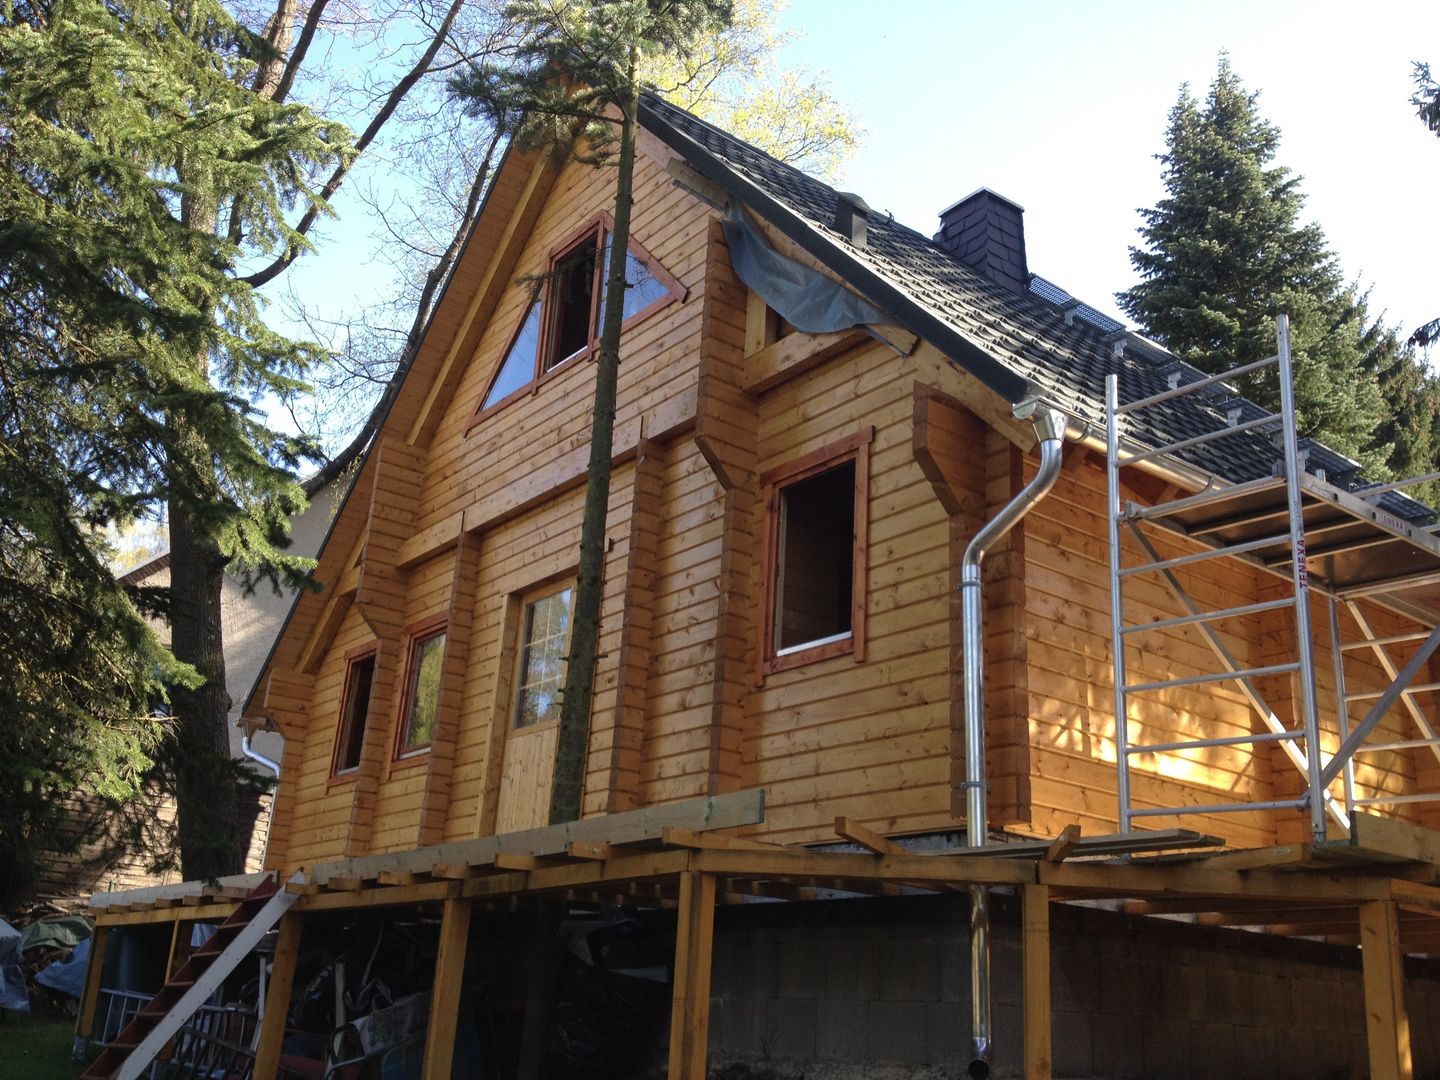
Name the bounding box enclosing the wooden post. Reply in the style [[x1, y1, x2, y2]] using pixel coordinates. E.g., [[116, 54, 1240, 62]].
[[668, 871, 717, 1080], [72, 924, 110, 1060], [1359, 900, 1413, 1080], [252, 912, 304, 1080], [422, 897, 474, 1080], [1021, 885, 1053, 1080]]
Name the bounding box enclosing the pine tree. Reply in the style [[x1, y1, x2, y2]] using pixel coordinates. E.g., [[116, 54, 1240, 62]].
[[451, 0, 734, 826], [1, 0, 350, 882], [1119, 58, 1388, 471]]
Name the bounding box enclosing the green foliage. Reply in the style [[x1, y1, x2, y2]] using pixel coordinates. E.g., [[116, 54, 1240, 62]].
[[1118, 58, 1391, 472], [1409, 61, 1440, 350], [0, 0, 350, 889]]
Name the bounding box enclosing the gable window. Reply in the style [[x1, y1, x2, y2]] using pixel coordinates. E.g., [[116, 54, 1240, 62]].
[[395, 620, 447, 758], [514, 584, 574, 729], [761, 429, 872, 676], [332, 646, 378, 776], [471, 216, 684, 422]]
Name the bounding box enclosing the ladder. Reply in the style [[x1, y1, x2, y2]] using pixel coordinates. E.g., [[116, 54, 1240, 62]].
[[80, 874, 301, 1080], [1105, 315, 1332, 842]]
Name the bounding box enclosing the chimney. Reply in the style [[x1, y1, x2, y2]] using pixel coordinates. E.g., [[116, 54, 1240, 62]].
[[834, 191, 870, 247], [934, 188, 1028, 293]]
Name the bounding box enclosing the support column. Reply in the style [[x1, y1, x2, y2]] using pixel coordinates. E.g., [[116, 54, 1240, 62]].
[[667, 871, 717, 1080], [72, 924, 110, 1060], [1359, 900, 1413, 1080], [1022, 885, 1053, 1080], [422, 897, 475, 1080], [252, 912, 304, 1080]]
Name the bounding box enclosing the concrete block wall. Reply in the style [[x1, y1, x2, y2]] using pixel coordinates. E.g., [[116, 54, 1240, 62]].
[[702, 894, 1440, 1080]]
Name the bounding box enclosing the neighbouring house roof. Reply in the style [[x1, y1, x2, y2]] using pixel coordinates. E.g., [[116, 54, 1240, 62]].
[[638, 93, 1432, 525]]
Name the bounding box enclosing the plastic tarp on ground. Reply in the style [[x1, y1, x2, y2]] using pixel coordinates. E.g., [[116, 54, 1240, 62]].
[[35, 937, 91, 1000], [0, 919, 29, 1012], [20, 914, 92, 954]]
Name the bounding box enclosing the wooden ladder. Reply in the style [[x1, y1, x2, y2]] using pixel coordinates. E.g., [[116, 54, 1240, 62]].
[[80, 874, 301, 1080]]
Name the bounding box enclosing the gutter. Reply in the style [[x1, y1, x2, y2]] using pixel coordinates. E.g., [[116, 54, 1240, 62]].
[[959, 399, 1069, 1078]]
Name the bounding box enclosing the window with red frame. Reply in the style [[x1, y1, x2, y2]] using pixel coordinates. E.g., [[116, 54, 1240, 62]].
[[396, 624, 447, 757], [473, 217, 682, 417]]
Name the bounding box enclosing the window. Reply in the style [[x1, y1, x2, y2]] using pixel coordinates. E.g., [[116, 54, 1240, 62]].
[[513, 584, 574, 729], [761, 430, 872, 676], [332, 647, 377, 775], [396, 622, 447, 758], [471, 216, 684, 420]]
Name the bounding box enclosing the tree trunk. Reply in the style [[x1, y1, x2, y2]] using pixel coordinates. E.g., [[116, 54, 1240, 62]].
[[548, 57, 642, 826], [167, 484, 246, 880]]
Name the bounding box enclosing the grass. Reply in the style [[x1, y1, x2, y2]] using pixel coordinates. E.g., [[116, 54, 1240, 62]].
[[0, 1010, 88, 1080]]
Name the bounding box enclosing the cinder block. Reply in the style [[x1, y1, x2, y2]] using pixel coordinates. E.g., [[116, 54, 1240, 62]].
[[868, 998, 930, 1064], [924, 1000, 966, 1064], [815, 999, 868, 1060], [825, 937, 880, 1001], [777, 940, 826, 1000], [1091, 1013, 1145, 1079], [935, 938, 969, 1004], [879, 939, 938, 1002], [1052, 1009, 1093, 1077], [768, 996, 818, 1059]]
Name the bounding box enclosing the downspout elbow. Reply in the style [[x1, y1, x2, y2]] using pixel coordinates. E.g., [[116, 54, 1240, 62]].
[[241, 731, 281, 777]]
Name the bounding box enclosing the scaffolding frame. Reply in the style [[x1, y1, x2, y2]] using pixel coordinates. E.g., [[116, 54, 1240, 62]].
[[1106, 315, 1440, 842]]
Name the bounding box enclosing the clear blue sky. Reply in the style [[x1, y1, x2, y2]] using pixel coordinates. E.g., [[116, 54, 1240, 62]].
[[770, 0, 1440, 338]]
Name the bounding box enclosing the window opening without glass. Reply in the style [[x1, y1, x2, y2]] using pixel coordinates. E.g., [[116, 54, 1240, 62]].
[[472, 216, 684, 419], [514, 585, 574, 729], [333, 650, 377, 774], [397, 628, 447, 756]]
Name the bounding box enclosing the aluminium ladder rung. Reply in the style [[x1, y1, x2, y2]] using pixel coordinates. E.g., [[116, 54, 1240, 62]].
[[1128, 797, 1307, 819], [1119, 532, 1292, 578], [1124, 415, 1279, 467], [1353, 737, 1440, 754], [1124, 661, 1300, 695], [1120, 596, 1295, 636], [1125, 729, 1304, 755], [1114, 354, 1279, 415], [1345, 680, 1440, 702], [1121, 475, 1287, 524]]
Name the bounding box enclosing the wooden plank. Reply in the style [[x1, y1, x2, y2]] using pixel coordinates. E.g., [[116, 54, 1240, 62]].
[[1039, 861, 1391, 902], [1359, 901, 1414, 1080], [691, 847, 1034, 887], [298, 880, 459, 913], [834, 816, 907, 856], [94, 902, 242, 927], [741, 327, 869, 395], [72, 925, 109, 1057], [1186, 844, 1315, 872], [1346, 812, 1440, 867], [311, 789, 765, 884], [1022, 885, 1053, 1080], [421, 898, 475, 1080], [252, 911, 304, 1080], [667, 872, 717, 1080], [1043, 825, 1082, 864], [661, 827, 781, 852]]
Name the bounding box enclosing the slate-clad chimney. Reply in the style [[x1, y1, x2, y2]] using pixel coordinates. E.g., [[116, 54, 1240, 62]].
[[834, 191, 870, 247], [934, 188, 1028, 293]]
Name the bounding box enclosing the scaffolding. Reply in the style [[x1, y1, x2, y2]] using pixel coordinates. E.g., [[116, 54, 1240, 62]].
[[1106, 314, 1440, 842]]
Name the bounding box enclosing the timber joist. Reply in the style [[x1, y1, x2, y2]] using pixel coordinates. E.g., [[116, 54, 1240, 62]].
[[88, 791, 1440, 961]]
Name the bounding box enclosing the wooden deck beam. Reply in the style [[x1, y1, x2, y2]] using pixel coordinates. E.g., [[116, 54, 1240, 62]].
[[72, 925, 109, 1060], [421, 898, 475, 1080], [252, 912, 304, 1080], [667, 872, 717, 1080], [1359, 900, 1414, 1080], [1022, 885, 1053, 1080]]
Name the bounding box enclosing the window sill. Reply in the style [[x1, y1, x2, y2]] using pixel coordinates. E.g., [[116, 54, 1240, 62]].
[[387, 749, 432, 778], [763, 631, 855, 676], [326, 769, 360, 790]]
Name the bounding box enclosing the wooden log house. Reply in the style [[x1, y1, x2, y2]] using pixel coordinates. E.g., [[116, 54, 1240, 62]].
[[79, 95, 1440, 1080]]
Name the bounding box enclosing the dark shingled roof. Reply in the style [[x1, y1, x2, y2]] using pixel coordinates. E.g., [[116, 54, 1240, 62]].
[[638, 93, 1431, 525]]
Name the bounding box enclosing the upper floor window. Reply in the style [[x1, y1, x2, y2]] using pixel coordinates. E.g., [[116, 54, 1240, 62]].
[[396, 619, 447, 758], [760, 430, 872, 676], [471, 216, 684, 422], [331, 646, 378, 776]]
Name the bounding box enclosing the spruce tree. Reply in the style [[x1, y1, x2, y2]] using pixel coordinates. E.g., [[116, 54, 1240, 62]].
[[1119, 58, 1388, 471], [1, 0, 349, 881], [451, 0, 734, 826]]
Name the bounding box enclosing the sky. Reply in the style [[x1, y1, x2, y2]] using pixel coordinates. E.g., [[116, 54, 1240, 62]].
[[765, 0, 1440, 337]]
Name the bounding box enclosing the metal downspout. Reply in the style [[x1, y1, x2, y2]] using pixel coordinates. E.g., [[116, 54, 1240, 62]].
[[960, 401, 1069, 1078], [241, 732, 281, 777]]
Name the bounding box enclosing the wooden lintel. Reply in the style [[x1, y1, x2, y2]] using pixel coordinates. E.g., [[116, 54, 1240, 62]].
[[741, 327, 868, 395]]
